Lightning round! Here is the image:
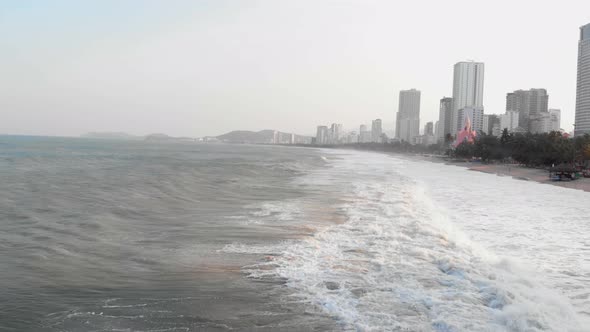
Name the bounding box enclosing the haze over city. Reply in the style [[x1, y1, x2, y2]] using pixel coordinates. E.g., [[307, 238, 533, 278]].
[[2, 0, 590, 137]]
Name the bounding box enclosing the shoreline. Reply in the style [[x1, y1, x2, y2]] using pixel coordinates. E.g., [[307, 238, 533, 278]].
[[409, 154, 590, 193]]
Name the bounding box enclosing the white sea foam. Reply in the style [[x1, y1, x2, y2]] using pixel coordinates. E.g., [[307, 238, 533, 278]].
[[218, 242, 292, 255], [243, 150, 590, 331], [248, 201, 303, 221]]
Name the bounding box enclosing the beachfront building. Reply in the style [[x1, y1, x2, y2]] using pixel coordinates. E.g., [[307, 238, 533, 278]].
[[329, 123, 343, 144], [483, 114, 500, 135], [434, 121, 440, 138], [396, 89, 421, 143], [452, 61, 484, 134], [315, 126, 329, 144], [414, 134, 437, 146], [575, 23, 590, 136], [457, 107, 484, 134], [359, 124, 371, 143], [371, 119, 383, 143], [506, 88, 549, 132], [424, 122, 434, 136], [530, 112, 553, 134], [500, 110, 520, 133], [345, 131, 358, 144], [438, 97, 453, 140], [550, 109, 561, 132]]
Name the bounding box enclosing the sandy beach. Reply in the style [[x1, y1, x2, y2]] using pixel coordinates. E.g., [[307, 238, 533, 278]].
[[410, 154, 590, 193], [466, 163, 590, 192]]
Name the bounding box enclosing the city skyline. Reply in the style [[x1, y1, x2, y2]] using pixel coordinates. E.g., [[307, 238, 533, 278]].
[[1, 1, 589, 137]]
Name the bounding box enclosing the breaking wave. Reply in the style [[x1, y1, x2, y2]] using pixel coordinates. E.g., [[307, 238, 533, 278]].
[[241, 151, 589, 331]]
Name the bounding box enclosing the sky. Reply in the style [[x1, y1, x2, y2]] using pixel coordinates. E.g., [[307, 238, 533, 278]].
[[1, 0, 590, 137]]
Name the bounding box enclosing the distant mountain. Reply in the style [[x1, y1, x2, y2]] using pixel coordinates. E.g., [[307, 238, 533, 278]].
[[144, 133, 197, 142], [145, 133, 172, 140], [216, 130, 311, 144], [144, 133, 196, 142], [81, 132, 141, 140], [216, 130, 274, 143]]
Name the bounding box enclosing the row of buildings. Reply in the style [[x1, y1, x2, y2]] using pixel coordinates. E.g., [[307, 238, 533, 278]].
[[396, 63, 563, 146], [313, 22, 590, 146], [314, 120, 384, 145]]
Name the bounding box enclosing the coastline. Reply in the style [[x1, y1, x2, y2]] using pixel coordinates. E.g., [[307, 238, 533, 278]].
[[410, 154, 590, 193]]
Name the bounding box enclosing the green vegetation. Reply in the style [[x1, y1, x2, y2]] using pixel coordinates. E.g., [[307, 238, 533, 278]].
[[314, 131, 590, 167], [454, 131, 590, 167]]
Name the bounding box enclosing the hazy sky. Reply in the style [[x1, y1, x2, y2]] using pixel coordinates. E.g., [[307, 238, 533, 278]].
[[2, 0, 590, 137]]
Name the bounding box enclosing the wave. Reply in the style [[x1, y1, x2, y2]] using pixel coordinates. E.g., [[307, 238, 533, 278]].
[[241, 151, 588, 331]]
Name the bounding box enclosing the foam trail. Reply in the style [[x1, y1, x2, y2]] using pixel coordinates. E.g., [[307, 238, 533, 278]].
[[244, 151, 589, 331]]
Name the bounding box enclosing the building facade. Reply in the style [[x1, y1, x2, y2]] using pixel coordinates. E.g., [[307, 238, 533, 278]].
[[371, 119, 383, 143], [549, 109, 561, 132], [575, 23, 590, 136], [506, 88, 548, 131], [530, 112, 552, 133], [315, 126, 328, 144], [438, 97, 453, 140], [395, 89, 421, 143], [452, 61, 485, 134], [329, 123, 343, 144], [359, 124, 371, 143], [482, 114, 499, 135], [457, 107, 484, 133], [500, 111, 520, 133], [424, 122, 434, 136]]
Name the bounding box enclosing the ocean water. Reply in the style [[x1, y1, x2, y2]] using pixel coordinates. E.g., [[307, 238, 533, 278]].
[[1, 136, 589, 331]]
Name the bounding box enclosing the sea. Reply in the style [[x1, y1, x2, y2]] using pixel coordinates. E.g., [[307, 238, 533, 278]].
[[1, 136, 590, 332]]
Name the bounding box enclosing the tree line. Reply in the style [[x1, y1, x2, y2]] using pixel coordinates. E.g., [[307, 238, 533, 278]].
[[312, 130, 590, 167]]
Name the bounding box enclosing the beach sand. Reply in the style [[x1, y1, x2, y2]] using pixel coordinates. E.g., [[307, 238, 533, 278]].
[[466, 163, 590, 192], [409, 155, 590, 193]]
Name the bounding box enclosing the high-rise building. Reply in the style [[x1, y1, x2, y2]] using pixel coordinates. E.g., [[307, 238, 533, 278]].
[[329, 123, 343, 144], [549, 109, 561, 132], [359, 124, 371, 143], [437, 97, 453, 140], [482, 114, 499, 135], [396, 89, 421, 143], [457, 107, 484, 133], [575, 23, 590, 136], [530, 108, 560, 134], [452, 61, 484, 134], [434, 121, 440, 138], [371, 119, 383, 143], [315, 126, 328, 144], [345, 132, 358, 144], [506, 89, 548, 131], [424, 122, 434, 136], [500, 111, 520, 132], [530, 112, 553, 133]]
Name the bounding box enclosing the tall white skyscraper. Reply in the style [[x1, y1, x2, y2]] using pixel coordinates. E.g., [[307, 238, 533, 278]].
[[395, 89, 421, 143], [575, 23, 590, 136], [451, 61, 485, 134]]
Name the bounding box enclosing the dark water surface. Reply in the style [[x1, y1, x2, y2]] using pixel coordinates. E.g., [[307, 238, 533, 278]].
[[3, 136, 590, 331], [0, 137, 337, 331]]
